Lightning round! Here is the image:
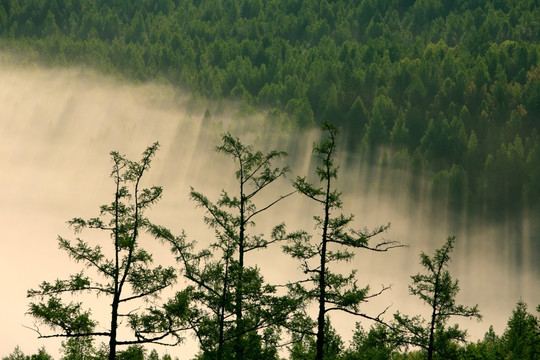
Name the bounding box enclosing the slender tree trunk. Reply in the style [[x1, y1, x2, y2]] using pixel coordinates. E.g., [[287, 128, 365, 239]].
[[217, 255, 230, 360], [427, 301, 436, 360], [235, 173, 246, 360], [109, 163, 138, 360], [316, 160, 332, 360], [109, 168, 121, 360], [109, 294, 119, 360], [315, 238, 327, 360], [427, 273, 441, 360]]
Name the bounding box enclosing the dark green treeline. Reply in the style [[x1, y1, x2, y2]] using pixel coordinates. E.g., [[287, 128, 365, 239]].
[[0, 0, 539, 217]]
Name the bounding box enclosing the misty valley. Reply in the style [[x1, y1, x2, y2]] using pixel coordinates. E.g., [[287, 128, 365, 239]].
[[0, 0, 539, 359], [3, 119, 539, 360]]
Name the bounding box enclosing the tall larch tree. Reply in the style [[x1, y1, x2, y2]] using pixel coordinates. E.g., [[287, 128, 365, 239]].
[[27, 143, 193, 360], [284, 122, 401, 360], [393, 236, 481, 360], [155, 133, 296, 360]]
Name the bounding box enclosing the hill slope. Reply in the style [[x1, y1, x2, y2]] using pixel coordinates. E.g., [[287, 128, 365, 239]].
[[1, 0, 539, 216]]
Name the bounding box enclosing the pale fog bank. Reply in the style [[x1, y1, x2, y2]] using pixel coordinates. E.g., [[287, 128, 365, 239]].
[[0, 62, 538, 358]]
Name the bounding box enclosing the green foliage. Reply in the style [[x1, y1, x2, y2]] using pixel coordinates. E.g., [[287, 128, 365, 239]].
[[117, 346, 145, 360], [463, 326, 504, 360], [285, 122, 398, 360], [393, 237, 481, 360], [501, 301, 540, 360], [156, 133, 294, 360], [1, 0, 539, 215], [28, 296, 96, 335], [27, 143, 191, 359], [343, 323, 396, 360], [290, 318, 344, 360], [2, 2, 540, 357], [61, 337, 97, 360], [2, 347, 52, 360], [462, 302, 540, 360]]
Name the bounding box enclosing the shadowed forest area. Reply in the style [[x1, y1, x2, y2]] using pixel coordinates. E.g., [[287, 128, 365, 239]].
[[0, 0, 539, 219], [0, 0, 539, 359]]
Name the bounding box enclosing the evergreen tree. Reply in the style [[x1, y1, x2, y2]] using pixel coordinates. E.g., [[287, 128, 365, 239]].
[[155, 133, 295, 360], [2, 0, 540, 213], [2, 347, 53, 360], [343, 323, 396, 360], [290, 318, 344, 360], [60, 337, 97, 360], [501, 301, 540, 360], [285, 122, 400, 360], [27, 143, 192, 360], [393, 236, 481, 360]]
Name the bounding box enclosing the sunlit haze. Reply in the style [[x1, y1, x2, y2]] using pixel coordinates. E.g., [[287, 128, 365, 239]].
[[1, 62, 538, 358]]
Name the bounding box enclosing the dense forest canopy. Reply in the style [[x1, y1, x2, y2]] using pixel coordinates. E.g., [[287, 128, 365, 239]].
[[1, 0, 539, 218]]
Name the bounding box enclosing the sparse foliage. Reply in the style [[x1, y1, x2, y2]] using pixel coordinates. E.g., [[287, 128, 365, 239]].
[[284, 122, 400, 360], [27, 143, 192, 360], [156, 133, 296, 360], [393, 236, 481, 360]]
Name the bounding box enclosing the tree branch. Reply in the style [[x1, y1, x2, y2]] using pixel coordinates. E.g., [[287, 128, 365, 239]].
[[245, 191, 295, 222]]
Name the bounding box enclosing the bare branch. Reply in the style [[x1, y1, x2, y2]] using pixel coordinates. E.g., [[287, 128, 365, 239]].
[[245, 191, 296, 222], [24, 323, 110, 339]]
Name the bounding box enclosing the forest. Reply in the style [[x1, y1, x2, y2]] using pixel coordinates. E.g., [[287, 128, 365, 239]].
[[0, 0, 539, 359], [0, 0, 539, 220]]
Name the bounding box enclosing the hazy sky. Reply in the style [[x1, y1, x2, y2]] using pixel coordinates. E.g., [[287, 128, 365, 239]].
[[1, 62, 538, 358]]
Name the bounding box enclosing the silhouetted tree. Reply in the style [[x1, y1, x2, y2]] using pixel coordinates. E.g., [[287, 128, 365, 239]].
[[464, 325, 504, 360], [155, 133, 295, 360], [60, 336, 97, 360], [290, 317, 344, 360], [344, 323, 397, 360], [116, 345, 145, 360], [285, 122, 400, 360], [27, 143, 192, 360], [393, 236, 481, 360]]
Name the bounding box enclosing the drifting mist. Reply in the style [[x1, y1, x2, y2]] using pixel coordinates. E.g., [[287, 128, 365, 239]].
[[1, 62, 538, 357]]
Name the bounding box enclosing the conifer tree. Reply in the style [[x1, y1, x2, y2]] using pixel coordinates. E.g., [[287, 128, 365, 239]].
[[501, 301, 540, 360], [155, 133, 296, 360], [284, 122, 400, 360], [27, 143, 192, 360], [393, 236, 481, 360]]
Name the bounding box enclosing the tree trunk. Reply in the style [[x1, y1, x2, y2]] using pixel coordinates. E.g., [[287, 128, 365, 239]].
[[235, 176, 246, 360], [109, 169, 121, 360], [217, 255, 230, 360], [427, 273, 441, 360], [316, 160, 332, 360], [315, 239, 327, 360], [109, 294, 119, 360], [427, 306, 436, 360]]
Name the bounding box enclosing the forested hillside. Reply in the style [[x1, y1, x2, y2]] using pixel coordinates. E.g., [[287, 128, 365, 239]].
[[0, 0, 539, 217]]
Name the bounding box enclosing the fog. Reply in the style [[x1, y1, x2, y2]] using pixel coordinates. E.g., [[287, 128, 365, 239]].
[[1, 62, 538, 358]]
